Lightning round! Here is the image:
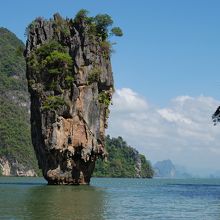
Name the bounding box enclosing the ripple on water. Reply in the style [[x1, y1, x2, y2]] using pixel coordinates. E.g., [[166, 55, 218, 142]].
[[1, 177, 220, 219]]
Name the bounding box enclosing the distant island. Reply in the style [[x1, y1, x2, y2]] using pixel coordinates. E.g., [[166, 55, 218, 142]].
[[154, 159, 192, 178]]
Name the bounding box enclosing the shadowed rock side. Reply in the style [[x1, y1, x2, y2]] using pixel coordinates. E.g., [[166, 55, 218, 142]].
[[25, 13, 114, 184]]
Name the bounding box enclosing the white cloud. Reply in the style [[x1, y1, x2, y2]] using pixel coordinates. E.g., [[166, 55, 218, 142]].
[[157, 108, 192, 124], [112, 88, 148, 112], [107, 88, 220, 175], [173, 96, 193, 103]]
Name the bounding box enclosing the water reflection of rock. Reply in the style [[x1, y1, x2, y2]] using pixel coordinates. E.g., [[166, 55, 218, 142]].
[[26, 185, 106, 219]]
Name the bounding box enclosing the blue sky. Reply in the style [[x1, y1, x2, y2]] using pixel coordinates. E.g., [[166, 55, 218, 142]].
[[1, 0, 220, 105], [1, 0, 220, 175]]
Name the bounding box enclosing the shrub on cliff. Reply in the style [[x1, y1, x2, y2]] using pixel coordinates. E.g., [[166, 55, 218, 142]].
[[35, 40, 65, 58], [74, 9, 89, 23], [53, 13, 71, 38], [93, 14, 113, 40], [74, 9, 123, 43], [42, 51, 72, 76], [98, 92, 111, 106], [88, 67, 101, 84], [111, 27, 123, 37], [42, 96, 66, 111], [27, 39, 73, 93], [28, 40, 72, 76]]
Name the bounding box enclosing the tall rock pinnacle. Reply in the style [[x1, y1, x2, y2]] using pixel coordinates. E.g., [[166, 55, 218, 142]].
[[25, 11, 118, 184]]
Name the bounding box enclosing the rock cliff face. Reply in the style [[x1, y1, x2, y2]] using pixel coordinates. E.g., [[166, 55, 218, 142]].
[[25, 13, 114, 184], [0, 156, 37, 176]]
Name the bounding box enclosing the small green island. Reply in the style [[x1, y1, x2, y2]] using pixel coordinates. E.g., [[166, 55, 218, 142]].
[[93, 135, 154, 178]]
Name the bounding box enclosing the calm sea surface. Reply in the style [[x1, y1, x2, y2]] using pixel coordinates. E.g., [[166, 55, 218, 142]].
[[0, 177, 220, 220]]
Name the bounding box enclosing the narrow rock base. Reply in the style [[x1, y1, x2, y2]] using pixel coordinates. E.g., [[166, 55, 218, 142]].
[[43, 159, 96, 185]]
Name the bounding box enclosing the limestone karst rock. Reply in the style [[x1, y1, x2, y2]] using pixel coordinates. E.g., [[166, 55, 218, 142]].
[[25, 13, 114, 184]]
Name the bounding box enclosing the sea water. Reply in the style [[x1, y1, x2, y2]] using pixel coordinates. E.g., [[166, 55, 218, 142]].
[[0, 177, 220, 219]]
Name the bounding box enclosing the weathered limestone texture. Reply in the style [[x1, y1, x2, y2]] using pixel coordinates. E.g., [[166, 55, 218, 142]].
[[0, 156, 37, 176], [25, 14, 114, 184]]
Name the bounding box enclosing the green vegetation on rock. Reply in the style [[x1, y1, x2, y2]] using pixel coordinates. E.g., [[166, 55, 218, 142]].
[[26, 9, 123, 92], [74, 9, 123, 39], [74, 9, 90, 23], [65, 75, 74, 87], [0, 28, 39, 172], [42, 96, 66, 111], [27, 40, 72, 76], [53, 13, 71, 38], [0, 96, 37, 168], [27, 39, 74, 93], [139, 154, 154, 178], [88, 67, 101, 84], [0, 28, 26, 91], [42, 50, 72, 76], [93, 136, 154, 178], [111, 27, 123, 37], [72, 9, 123, 58], [100, 40, 113, 58], [98, 92, 111, 106]]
